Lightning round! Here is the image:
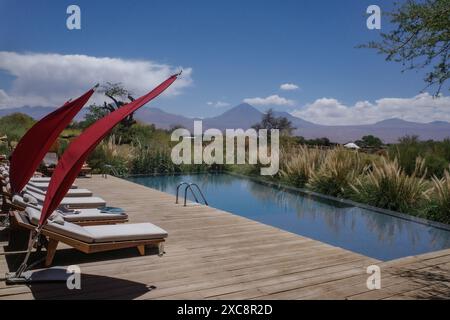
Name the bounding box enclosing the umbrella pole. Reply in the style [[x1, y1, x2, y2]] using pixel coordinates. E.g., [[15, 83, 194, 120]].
[[5, 226, 42, 283], [5, 225, 73, 284], [15, 227, 41, 278]]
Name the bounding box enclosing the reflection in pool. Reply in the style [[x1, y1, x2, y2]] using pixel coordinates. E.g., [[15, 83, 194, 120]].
[[127, 173, 450, 261]]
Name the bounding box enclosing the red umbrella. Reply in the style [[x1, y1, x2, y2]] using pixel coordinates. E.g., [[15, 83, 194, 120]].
[[9, 87, 96, 194], [39, 73, 180, 226]]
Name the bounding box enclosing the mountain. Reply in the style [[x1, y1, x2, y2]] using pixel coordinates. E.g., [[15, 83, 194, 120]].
[[296, 120, 450, 143], [272, 110, 318, 129], [2, 104, 450, 143], [0, 106, 56, 120], [134, 107, 194, 130], [202, 103, 263, 130]]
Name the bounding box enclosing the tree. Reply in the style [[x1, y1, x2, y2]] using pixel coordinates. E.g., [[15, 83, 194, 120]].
[[80, 104, 109, 128], [0, 113, 35, 142], [361, 0, 449, 95], [252, 109, 296, 136], [100, 82, 136, 127], [356, 135, 383, 148]]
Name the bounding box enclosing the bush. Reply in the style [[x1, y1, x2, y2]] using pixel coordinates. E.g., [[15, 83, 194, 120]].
[[350, 158, 431, 214], [389, 136, 450, 178], [426, 168, 450, 223], [130, 144, 177, 175], [280, 145, 324, 188], [0, 113, 35, 144], [87, 136, 131, 175], [307, 147, 364, 197]]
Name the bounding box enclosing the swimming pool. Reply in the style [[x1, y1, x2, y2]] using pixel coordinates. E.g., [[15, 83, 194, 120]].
[[127, 173, 450, 261]]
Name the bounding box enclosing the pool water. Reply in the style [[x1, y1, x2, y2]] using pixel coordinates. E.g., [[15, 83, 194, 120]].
[[127, 173, 450, 261]]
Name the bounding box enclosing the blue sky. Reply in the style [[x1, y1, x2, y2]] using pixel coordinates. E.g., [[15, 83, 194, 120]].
[[0, 0, 448, 124]]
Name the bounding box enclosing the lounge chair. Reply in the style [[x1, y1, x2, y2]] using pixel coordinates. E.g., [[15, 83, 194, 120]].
[[25, 185, 92, 197], [13, 209, 167, 266], [29, 177, 51, 183], [9, 195, 128, 225], [28, 181, 78, 190], [23, 190, 106, 209]]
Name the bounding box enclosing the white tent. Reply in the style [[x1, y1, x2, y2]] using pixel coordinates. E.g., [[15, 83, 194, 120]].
[[344, 142, 360, 150]]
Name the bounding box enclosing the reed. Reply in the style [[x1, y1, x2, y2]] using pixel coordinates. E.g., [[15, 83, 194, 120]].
[[307, 147, 364, 197], [280, 145, 324, 188], [426, 167, 450, 223], [350, 157, 431, 214]]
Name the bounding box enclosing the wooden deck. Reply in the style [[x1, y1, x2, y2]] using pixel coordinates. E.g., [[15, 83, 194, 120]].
[[1, 175, 449, 300]]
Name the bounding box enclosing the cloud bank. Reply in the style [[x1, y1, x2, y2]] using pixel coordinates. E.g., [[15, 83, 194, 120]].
[[0, 51, 193, 109], [243, 95, 295, 107], [292, 93, 450, 125]]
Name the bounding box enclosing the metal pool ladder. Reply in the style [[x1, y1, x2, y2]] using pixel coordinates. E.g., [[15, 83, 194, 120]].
[[176, 182, 209, 207]]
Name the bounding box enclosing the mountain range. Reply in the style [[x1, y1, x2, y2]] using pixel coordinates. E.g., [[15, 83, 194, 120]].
[[1, 103, 450, 143]]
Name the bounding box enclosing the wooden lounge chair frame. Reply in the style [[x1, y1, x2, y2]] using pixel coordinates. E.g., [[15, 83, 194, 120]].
[[12, 212, 165, 267]]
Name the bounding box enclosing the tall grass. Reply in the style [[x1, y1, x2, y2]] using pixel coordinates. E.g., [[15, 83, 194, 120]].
[[350, 158, 430, 214], [277, 144, 450, 223], [130, 140, 178, 174], [280, 145, 324, 188], [307, 147, 365, 197], [426, 167, 450, 223], [88, 135, 132, 175]]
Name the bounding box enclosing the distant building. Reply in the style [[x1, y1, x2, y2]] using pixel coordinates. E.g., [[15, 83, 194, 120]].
[[343, 142, 361, 150]]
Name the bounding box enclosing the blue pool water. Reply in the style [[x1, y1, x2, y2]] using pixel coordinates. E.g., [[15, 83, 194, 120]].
[[127, 174, 450, 261]]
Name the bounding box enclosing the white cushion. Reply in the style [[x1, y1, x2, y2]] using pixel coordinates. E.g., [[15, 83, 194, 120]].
[[12, 195, 42, 211], [28, 186, 93, 197], [28, 181, 78, 190], [24, 191, 106, 208], [49, 212, 65, 225], [23, 193, 39, 205], [45, 220, 95, 243], [29, 177, 51, 182], [25, 207, 41, 225], [85, 223, 168, 242]]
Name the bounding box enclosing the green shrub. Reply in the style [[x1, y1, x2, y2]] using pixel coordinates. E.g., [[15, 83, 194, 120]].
[[350, 158, 431, 214], [280, 145, 324, 188], [389, 136, 450, 178], [87, 136, 131, 175], [0, 113, 35, 143], [130, 145, 177, 175], [307, 147, 364, 197], [425, 168, 450, 223]]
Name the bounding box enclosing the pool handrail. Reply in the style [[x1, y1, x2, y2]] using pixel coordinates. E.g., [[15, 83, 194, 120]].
[[188, 183, 208, 206], [175, 182, 208, 207]]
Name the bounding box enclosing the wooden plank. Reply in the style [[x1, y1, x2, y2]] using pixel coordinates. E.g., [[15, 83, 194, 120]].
[[0, 174, 449, 300]]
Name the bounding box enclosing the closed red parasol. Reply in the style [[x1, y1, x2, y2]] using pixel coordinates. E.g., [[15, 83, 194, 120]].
[[39, 73, 179, 226], [9, 87, 96, 194]]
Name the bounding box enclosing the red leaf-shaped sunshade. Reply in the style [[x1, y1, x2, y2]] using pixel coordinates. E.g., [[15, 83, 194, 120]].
[[39, 74, 179, 225], [9, 88, 96, 194]]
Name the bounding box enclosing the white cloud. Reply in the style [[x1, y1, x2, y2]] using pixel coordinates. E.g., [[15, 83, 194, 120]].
[[280, 83, 299, 91], [291, 93, 450, 125], [207, 101, 230, 108], [0, 51, 193, 109], [243, 95, 295, 107]]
